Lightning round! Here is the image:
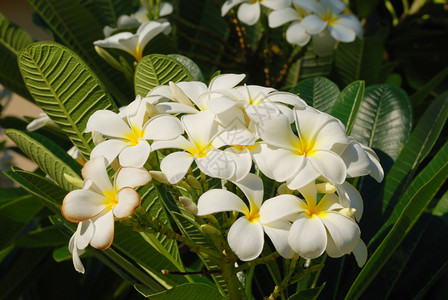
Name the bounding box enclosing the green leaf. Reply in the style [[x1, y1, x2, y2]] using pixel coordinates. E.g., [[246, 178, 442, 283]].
[[138, 183, 183, 271], [350, 85, 413, 160], [18, 42, 118, 160], [410, 66, 448, 106], [290, 77, 340, 113], [79, 0, 139, 27], [432, 190, 448, 217], [5, 129, 81, 191], [288, 283, 326, 300], [0, 12, 33, 100], [0, 194, 43, 250], [135, 283, 225, 299], [52, 245, 72, 262], [346, 141, 448, 299], [333, 38, 384, 87], [0, 245, 14, 263], [381, 92, 448, 213], [330, 81, 365, 135], [14, 226, 68, 248], [4, 168, 67, 214], [356, 0, 382, 18], [169, 54, 205, 82], [134, 54, 193, 97], [28, 0, 133, 104]]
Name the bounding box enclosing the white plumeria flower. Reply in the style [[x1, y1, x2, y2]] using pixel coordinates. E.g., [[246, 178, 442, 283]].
[[134, 3, 174, 23], [260, 181, 361, 259], [69, 220, 94, 273], [146, 74, 246, 115], [252, 107, 350, 190], [86, 96, 183, 168], [151, 110, 238, 184], [221, 0, 290, 26], [208, 84, 307, 124], [62, 156, 151, 250], [197, 173, 294, 260], [268, 5, 311, 46], [295, 0, 362, 43], [26, 112, 54, 131], [94, 20, 171, 61]]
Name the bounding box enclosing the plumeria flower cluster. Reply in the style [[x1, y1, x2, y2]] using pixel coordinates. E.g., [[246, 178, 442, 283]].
[[62, 72, 383, 273], [222, 0, 362, 53]]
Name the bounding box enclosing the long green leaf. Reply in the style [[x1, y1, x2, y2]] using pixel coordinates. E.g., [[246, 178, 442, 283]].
[[410, 66, 448, 106], [330, 81, 365, 135], [18, 42, 118, 160], [381, 92, 448, 213], [28, 0, 133, 104], [135, 283, 225, 299], [0, 12, 33, 100], [345, 141, 448, 299], [290, 77, 340, 113], [350, 84, 413, 160], [15, 226, 68, 248], [134, 54, 193, 97], [333, 38, 384, 87], [5, 129, 81, 191]]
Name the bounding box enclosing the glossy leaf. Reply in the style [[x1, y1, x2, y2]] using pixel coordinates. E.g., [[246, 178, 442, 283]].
[[134, 54, 193, 96], [28, 0, 132, 104], [135, 283, 225, 299], [330, 81, 365, 135], [169, 54, 205, 82], [333, 38, 384, 87], [290, 77, 340, 113], [381, 92, 448, 213], [0, 12, 33, 100], [5, 129, 82, 191], [350, 84, 413, 160], [432, 190, 448, 217], [18, 42, 118, 160], [346, 141, 448, 299]]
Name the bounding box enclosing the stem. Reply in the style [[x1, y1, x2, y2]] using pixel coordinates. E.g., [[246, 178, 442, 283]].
[[222, 262, 246, 300], [244, 266, 256, 299], [235, 252, 280, 273], [268, 256, 299, 299], [274, 45, 309, 89]]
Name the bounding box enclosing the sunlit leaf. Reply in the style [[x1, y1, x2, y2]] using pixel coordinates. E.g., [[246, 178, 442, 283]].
[[290, 77, 340, 113]]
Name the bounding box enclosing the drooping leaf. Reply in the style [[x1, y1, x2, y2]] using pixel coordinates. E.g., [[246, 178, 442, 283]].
[[330, 81, 365, 135], [332, 38, 384, 87], [28, 0, 133, 104], [134, 54, 193, 96], [0, 12, 33, 101], [381, 92, 448, 213], [290, 77, 340, 113], [5, 129, 82, 191], [346, 141, 448, 299], [18, 42, 118, 160], [350, 84, 413, 161], [135, 283, 225, 299]]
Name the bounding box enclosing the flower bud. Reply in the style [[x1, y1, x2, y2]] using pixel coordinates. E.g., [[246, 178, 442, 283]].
[[339, 207, 357, 219], [63, 173, 84, 189], [94, 45, 123, 71], [277, 183, 292, 195], [150, 171, 170, 184], [200, 224, 221, 236], [179, 196, 198, 215], [186, 175, 202, 191], [316, 182, 337, 194]]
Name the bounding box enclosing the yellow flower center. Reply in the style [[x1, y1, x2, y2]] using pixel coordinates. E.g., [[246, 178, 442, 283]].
[[233, 144, 256, 152], [124, 125, 144, 146], [103, 188, 119, 208], [322, 12, 338, 27], [188, 142, 212, 158], [246, 207, 260, 223], [294, 135, 317, 157]]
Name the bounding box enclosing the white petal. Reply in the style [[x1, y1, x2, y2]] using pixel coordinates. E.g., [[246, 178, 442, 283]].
[[238, 2, 261, 26], [197, 189, 248, 216], [259, 194, 303, 224], [62, 190, 107, 222], [268, 8, 300, 28], [118, 139, 151, 167], [86, 110, 132, 138], [233, 173, 264, 208], [182, 110, 217, 146], [329, 23, 356, 42], [262, 0, 290, 10], [114, 187, 141, 218], [154, 102, 199, 114], [266, 92, 307, 108], [90, 209, 115, 250], [336, 182, 363, 221], [209, 73, 246, 91], [362, 145, 384, 182], [245, 102, 283, 124], [221, 0, 246, 16], [341, 141, 372, 178], [301, 15, 327, 35], [160, 151, 194, 184], [308, 150, 347, 184], [255, 115, 299, 150], [295, 0, 325, 15], [226, 148, 253, 182], [177, 81, 209, 108], [168, 81, 195, 107], [286, 22, 311, 46], [286, 160, 320, 190], [320, 212, 360, 257], [311, 118, 349, 150], [79, 157, 113, 188], [289, 214, 327, 259], [74, 220, 95, 249], [263, 219, 295, 259], [352, 239, 367, 267], [137, 21, 171, 50], [71, 243, 85, 273], [115, 167, 151, 189], [195, 149, 236, 180], [90, 139, 128, 165], [151, 135, 193, 152], [159, 2, 174, 17], [228, 217, 264, 260], [336, 14, 363, 38]]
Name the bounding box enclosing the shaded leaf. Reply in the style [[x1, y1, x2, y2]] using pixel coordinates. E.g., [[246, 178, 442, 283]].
[[135, 282, 225, 299], [15, 226, 68, 248], [290, 77, 340, 113], [288, 283, 326, 300]]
